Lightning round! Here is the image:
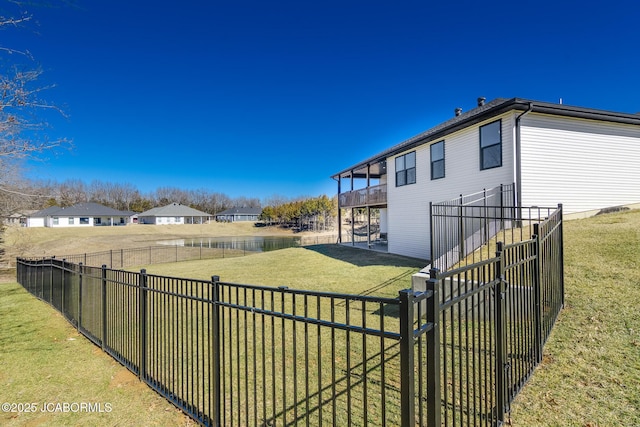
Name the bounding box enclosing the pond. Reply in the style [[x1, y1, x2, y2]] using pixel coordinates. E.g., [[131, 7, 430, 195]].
[[157, 236, 302, 253]]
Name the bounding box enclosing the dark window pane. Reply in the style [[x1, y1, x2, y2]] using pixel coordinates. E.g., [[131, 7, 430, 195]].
[[482, 144, 502, 169], [480, 121, 501, 148], [406, 167, 416, 184], [396, 171, 406, 186], [432, 160, 445, 179], [431, 141, 444, 160], [406, 151, 416, 168]]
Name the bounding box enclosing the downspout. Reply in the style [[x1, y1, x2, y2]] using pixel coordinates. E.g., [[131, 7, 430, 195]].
[[515, 102, 534, 212]]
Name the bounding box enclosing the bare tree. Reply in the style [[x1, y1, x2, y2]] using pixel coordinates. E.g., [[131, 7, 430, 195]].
[[0, 3, 70, 216]]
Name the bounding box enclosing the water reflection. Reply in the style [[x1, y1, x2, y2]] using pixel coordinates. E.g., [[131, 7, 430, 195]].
[[157, 236, 301, 253]]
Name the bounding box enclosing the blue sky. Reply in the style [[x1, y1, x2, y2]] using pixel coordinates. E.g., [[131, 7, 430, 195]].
[[8, 0, 640, 201]]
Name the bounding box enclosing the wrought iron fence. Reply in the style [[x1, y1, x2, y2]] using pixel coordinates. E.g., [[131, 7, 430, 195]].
[[16, 204, 563, 426], [49, 236, 339, 270], [430, 183, 562, 271]]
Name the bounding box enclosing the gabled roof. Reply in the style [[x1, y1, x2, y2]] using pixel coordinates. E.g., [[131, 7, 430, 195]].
[[29, 205, 64, 218], [216, 207, 262, 216], [29, 202, 127, 218], [29, 202, 130, 217], [138, 203, 211, 217], [332, 97, 640, 179]]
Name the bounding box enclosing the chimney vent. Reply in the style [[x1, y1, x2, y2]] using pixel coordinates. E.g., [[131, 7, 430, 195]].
[[454, 107, 462, 117], [477, 97, 486, 107]]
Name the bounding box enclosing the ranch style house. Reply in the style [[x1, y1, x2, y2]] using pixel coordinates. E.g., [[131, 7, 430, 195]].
[[27, 202, 134, 227], [215, 207, 262, 222], [137, 203, 213, 225], [332, 97, 640, 260]]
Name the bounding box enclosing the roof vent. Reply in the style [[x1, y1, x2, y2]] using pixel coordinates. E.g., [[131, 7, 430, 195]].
[[454, 107, 462, 117], [477, 97, 486, 106]]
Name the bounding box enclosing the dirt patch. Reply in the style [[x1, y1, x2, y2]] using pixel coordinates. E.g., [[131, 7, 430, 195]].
[[109, 367, 147, 391]]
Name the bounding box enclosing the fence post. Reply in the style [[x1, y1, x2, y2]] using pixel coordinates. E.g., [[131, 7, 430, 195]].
[[62, 259, 66, 316], [78, 263, 83, 332], [532, 224, 543, 364], [458, 194, 464, 263], [426, 268, 442, 427], [211, 275, 221, 426], [50, 258, 54, 304], [399, 288, 415, 427], [101, 265, 108, 351], [558, 204, 565, 308], [139, 269, 148, 381], [494, 242, 507, 423]]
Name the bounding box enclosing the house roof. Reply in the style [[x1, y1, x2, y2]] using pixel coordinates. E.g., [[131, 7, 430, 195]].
[[29, 203, 130, 218], [332, 97, 640, 179], [138, 203, 211, 217], [216, 207, 262, 216], [29, 206, 64, 218]]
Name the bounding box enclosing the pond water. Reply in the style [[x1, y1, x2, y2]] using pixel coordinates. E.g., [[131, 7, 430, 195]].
[[157, 236, 302, 253]]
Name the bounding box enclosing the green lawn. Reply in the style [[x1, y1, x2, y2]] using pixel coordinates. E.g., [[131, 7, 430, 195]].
[[0, 282, 193, 427], [509, 209, 640, 425], [2, 209, 639, 425]]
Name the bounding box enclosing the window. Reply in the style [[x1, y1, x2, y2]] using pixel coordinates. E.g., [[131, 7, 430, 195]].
[[430, 141, 445, 180], [80, 217, 89, 224], [395, 151, 416, 186], [480, 120, 502, 170], [68, 217, 74, 225], [52, 217, 59, 225]]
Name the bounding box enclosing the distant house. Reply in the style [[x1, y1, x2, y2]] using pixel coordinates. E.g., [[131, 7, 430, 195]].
[[1, 210, 36, 227], [137, 203, 212, 225], [215, 207, 262, 222], [27, 202, 132, 227]]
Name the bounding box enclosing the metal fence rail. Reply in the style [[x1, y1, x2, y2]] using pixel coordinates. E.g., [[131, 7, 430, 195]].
[[16, 204, 563, 426], [430, 183, 561, 272], [48, 236, 340, 270]]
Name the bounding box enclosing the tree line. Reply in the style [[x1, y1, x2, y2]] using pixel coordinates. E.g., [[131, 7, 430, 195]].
[[2, 178, 262, 214], [1, 178, 338, 227], [259, 195, 336, 231]]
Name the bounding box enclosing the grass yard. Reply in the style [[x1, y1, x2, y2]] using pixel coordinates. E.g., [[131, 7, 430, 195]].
[[0, 282, 193, 426], [2, 209, 639, 425], [136, 244, 426, 298], [509, 209, 640, 425]]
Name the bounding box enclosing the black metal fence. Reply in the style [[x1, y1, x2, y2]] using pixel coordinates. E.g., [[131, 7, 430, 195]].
[[430, 183, 561, 271], [51, 235, 339, 270], [16, 205, 563, 426]]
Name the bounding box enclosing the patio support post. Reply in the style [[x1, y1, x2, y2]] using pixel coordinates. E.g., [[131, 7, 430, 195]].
[[337, 178, 342, 243]]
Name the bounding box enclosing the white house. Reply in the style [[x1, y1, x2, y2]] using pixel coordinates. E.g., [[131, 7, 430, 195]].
[[27, 202, 132, 227], [215, 207, 262, 222], [332, 97, 640, 260], [138, 203, 212, 225]]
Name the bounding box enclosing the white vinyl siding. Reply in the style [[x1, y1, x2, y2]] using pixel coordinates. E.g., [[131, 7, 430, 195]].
[[387, 113, 515, 260], [520, 113, 640, 214]]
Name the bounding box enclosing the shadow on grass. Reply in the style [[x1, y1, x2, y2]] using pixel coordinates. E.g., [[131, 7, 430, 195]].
[[303, 244, 428, 268], [372, 303, 402, 319]]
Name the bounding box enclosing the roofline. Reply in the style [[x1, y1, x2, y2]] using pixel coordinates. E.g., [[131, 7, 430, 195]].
[[332, 97, 640, 178]]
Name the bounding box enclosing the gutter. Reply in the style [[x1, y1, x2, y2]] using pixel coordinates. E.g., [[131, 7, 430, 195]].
[[514, 102, 534, 210]]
